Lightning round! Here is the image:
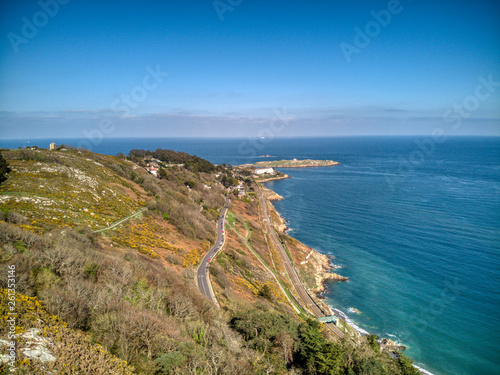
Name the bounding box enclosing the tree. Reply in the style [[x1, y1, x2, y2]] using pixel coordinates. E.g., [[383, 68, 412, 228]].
[[366, 334, 380, 353], [258, 284, 273, 301], [220, 174, 234, 188], [156, 351, 187, 373], [397, 353, 420, 375], [297, 319, 343, 375], [158, 167, 168, 179], [0, 152, 11, 184], [274, 332, 295, 366]]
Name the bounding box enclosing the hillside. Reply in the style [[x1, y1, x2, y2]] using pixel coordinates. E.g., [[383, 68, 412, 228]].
[[0, 148, 419, 374], [0, 149, 145, 232]]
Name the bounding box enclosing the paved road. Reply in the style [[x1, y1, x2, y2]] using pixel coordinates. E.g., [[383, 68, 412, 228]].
[[197, 193, 230, 305], [256, 186, 345, 340]]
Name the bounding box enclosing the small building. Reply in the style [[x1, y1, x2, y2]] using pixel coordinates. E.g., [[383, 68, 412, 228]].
[[318, 316, 339, 324], [255, 167, 275, 175], [49, 142, 56, 150], [235, 183, 245, 196], [146, 166, 158, 176]]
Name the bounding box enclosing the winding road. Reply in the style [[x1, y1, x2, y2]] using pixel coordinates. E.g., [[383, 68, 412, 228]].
[[196, 193, 230, 305], [197, 186, 345, 340]]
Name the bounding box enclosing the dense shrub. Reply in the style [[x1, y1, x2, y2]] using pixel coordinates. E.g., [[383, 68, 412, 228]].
[[0, 152, 10, 184]]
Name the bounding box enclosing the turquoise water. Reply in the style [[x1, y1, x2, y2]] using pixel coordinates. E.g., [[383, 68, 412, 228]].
[[2, 136, 499, 374], [263, 138, 500, 375]]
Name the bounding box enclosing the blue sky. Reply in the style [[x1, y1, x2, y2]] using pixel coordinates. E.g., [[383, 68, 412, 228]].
[[1, 0, 499, 139]]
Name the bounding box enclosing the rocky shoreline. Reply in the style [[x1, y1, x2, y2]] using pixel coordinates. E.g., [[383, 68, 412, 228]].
[[259, 184, 285, 201], [259, 180, 417, 368], [310, 251, 349, 296], [260, 184, 349, 295], [255, 159, 341, 168], [255, 174, 291, 183]]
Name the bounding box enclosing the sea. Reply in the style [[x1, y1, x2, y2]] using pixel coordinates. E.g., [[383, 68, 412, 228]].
[[2, 136, 499, 375]]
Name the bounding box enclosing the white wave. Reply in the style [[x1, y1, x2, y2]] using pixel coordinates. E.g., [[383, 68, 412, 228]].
[[329, 306, 369, 335], [328, 306, 436, 374], [345, 319, 370, 336], [413, 364, 435, 375]]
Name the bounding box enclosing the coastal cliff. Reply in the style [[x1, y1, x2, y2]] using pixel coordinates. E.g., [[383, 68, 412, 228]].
[[306, 249, 348, 295], [259, 184, 284, 201], [0, 148, 422, 375]]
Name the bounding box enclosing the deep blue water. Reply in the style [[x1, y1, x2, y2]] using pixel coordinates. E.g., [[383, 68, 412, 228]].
[[2, 136, 499, 374]]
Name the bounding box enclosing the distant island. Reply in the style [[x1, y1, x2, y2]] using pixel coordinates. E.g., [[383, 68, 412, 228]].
[[235, 159, 341, 183], [255, 158, 341, 168]]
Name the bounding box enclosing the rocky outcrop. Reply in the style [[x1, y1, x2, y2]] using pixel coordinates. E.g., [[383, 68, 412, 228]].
[[260, 185, 284, 201], [380, 338, 407, 351], [274, 217, 287, 232], [256, 174, 291, 183], [0, 328, 56, 365], [308, 251, 348, 296]]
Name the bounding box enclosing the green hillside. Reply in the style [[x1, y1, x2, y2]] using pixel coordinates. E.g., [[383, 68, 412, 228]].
[[0, 148, 419, 375], [0, 149, 145, 232]]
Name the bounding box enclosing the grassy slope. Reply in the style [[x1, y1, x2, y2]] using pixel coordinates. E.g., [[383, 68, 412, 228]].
[[0, 149, 146, 232]]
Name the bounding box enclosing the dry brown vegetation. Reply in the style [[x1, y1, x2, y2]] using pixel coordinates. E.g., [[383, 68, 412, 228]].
[[0, 222, 254, 374], [0, 149, 420, 374]]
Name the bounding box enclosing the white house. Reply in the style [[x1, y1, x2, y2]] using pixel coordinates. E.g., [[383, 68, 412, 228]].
[[146, 166, 158, 176], [49, 142, 56, 150], [236, 184, 245, 196], [255, 167, 275, 175]]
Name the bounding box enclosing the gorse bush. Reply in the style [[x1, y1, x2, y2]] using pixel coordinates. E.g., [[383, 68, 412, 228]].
[[0, 289, 135, 374], [0, 226, 250, 374]]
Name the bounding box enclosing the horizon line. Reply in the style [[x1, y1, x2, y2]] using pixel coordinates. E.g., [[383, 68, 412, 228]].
[[2, 134, 500, 142]]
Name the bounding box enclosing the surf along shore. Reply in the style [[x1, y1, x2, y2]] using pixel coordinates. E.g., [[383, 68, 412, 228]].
[[255, 161, 423, 370]]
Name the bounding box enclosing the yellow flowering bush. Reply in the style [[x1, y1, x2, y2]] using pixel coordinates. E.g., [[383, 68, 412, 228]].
[[0, 289, 134, 374]]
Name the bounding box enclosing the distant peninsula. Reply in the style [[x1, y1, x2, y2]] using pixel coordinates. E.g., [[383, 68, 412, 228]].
[[235, 159, 341, 183], [255, 159, 341, 168]]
